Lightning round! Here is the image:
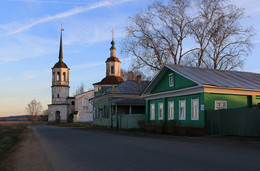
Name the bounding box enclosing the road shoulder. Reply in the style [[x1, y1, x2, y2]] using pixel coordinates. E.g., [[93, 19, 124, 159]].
[[2, 127, 54, 171]]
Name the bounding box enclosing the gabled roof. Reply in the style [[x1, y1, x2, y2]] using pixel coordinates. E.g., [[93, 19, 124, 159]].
[[143, 65, 260, 95], [166, 65, 260, 90], [113, 80, 150, 95]]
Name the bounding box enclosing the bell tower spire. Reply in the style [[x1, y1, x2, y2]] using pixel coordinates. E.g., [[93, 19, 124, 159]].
[[59, 24, 64, 62]]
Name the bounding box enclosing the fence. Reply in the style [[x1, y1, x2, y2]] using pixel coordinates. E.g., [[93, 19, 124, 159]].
[[206, 108, 260, 137], [112, 114, 145, 129]]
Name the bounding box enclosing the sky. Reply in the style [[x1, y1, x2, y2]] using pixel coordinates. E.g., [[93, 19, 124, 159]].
[[0, 0, 260, 117]]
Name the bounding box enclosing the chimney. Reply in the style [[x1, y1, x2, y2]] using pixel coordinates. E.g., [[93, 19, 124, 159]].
[[136, 75, 142, 84]]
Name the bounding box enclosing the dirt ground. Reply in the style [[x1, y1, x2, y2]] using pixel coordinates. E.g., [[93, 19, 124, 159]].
[[2, 127, 53, 171]]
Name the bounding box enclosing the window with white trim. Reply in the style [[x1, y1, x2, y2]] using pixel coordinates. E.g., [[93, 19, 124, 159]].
[[150, 104, 155, 120], [169, 73, 174, 87], [179, 100, 186, 120], [191, 98, 199, 120], [158, 103, 164, 120], [215, 101, 227, 110], [168, 101, 174, 120]]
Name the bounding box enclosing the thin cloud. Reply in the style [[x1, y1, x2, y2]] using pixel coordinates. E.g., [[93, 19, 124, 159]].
[[10, 0, 91, 5], [0, 0, 134, 36]]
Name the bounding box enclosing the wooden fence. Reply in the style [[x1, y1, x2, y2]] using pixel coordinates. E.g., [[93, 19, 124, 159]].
[[206, 108, 260, 137]]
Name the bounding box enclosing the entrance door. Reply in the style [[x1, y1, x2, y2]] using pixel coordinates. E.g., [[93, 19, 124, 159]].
[[55, 111, 61, 123]]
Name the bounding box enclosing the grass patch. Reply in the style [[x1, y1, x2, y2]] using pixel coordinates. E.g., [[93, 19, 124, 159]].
[[0, 121, 29, 169]]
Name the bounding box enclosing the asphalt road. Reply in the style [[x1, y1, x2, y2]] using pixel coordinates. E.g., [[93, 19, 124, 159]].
[[31, 124, 260, 171]]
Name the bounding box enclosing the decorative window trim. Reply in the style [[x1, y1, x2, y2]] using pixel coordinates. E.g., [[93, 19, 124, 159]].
[[169, 73, 174, 87], [215, 100, 227, 110], [168, 101, 174, 120], [179, 100, 186, 120], [158, 103, 164, 120], [150, 104, 155, 120], [191, 98, 199, 120]]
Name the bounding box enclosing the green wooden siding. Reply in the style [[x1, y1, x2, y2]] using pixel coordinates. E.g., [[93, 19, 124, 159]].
[[147, 93, 205, 128], [93, 98, 111, 126], [151, 70, 197, 93], [204, 93, 252, 110]]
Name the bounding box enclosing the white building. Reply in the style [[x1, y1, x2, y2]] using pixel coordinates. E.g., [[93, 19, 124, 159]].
[[48, 29, 93, 123], [74, 90, 94, 122]]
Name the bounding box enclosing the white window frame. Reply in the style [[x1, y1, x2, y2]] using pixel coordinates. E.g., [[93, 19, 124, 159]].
[[169, 73, 174, 87], [215, 100, 227, 110], [191, 98, 199, 120], [179, 100, 186, 120], [168, 101, 174, 120], [158, 103, 164, 120], [150, 104, 155, 120]]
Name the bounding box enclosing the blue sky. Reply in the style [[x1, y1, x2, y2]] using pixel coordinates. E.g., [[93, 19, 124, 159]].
[[0, 0, 260, 116]]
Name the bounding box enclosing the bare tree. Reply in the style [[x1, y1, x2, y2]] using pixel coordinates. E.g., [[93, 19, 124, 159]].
[[25, 99, 42, 121], [74, 82, 85, 95], [123, 0, 254, 71], [122, 0, 193, 71], [121, 68, 152, 81], [188, 0, 253, 69]]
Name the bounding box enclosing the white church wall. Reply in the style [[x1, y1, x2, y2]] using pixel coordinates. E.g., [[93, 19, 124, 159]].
[[74, 90, 94, 122]]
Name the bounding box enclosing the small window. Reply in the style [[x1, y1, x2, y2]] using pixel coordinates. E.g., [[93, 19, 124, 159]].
[[63, 72, 66, 81], [158, 103, 163, 120], [191, 98, 199, 120], [71, 101, 75, 105], [179, 100, 186, 120], [215, 101, 227, 110], [57, 94, 59, 98], [168, 101, 174, 120], [57, 72, 60, 81], [150, 104, 155, 120], [111, 66, 114, 74], [169, 73, 174, 87]]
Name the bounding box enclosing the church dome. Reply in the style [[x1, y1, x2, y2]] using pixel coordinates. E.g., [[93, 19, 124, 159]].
[[53, 60, 68, 68]]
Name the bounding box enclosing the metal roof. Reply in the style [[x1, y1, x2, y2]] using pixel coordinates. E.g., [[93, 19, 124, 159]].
[[113, 80, 151, 95], [111, 98, 145, 105], [166, 65, 260, 90]]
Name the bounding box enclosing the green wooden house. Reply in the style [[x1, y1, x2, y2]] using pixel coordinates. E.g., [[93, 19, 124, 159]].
[[142, 65, 260, 133], [91, 80, 150, 128]]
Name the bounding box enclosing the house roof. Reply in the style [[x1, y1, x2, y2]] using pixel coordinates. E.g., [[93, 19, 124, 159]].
[[113, 80, 150, 95], [166, 65, 260, 90], [93, 76, 124, 85], [111, 98, 145, 105]]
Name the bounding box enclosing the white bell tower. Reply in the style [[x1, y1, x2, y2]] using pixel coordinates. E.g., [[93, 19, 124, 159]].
[[48, 27, 70, 123]]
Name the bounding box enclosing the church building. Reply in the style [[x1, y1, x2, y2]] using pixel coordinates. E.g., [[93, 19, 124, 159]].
[[48, 29, 75, 123]]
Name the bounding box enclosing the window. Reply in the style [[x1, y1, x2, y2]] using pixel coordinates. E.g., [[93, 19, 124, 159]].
[[63, 72, 66, 81], [150, 104, 155, 120], [111, 66, 114, 74], [169, 73, 174, 87], [179, 100, 186, 120], [57, 94, 59, 98], [215, 101, 227, 110], [158, 103, 163, 120], [191, 98, 199, 120], [57, 72, 60, 81], [168, 101, 174, 120]]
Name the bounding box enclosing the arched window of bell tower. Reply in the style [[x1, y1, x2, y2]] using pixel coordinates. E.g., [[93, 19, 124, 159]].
[[63, 72, 66, 81], [57, 72, 60, 81], [52, 72, 55, 81], [111, 66, 114, 74]]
